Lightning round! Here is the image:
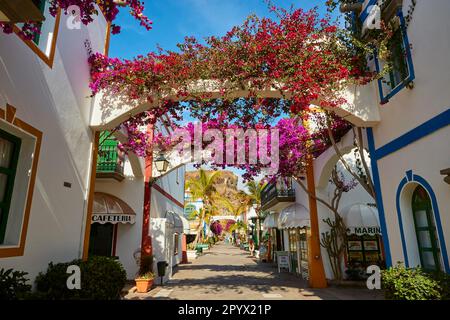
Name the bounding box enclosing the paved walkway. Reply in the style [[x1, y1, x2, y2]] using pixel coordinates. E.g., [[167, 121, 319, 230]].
[[124, 243, 384, 300]]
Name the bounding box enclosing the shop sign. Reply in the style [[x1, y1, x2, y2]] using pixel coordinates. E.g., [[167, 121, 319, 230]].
[[92, 214, 135, 224], [349, 226, 381, 235], [276, 251, 291, 272]]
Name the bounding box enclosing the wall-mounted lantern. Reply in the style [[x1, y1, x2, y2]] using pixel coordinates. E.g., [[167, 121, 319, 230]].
[[154, 153, 170, 173]]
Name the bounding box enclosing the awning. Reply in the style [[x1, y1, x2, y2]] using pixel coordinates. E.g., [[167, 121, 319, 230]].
[[278, 204, 310, 229], [263, 212, 279, 229], [247, 206, 258, 219], [342, 203, 381, 235], [165, 211, 190, 233], [92, 192, 136, 224]]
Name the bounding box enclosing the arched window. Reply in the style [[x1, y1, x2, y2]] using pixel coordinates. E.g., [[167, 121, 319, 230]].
[[412, 185, 441, 272]]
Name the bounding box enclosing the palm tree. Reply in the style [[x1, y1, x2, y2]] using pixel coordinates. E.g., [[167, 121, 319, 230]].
[[185, 169, 222, 244], [216, 194, 251, 220], [245, 180, 267, 247]]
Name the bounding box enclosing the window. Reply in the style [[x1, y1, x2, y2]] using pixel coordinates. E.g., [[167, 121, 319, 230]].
[[347, 234, 383, 267], [30, 0, 46, 45], [14, 1, 61, 67], [412, 185, 441, 272], [374, 10, 415, 103], [288, 229, 297, 253], [0, 105, 42, 258], [0, 129, 21, 244], [174, 233, 179, 255]]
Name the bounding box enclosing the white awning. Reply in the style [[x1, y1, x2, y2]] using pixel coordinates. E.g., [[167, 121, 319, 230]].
[[263, 212, 279, 229], [278, 204, 310, 229], [164, 211, 190, 233], [247, 206, 258, 219], [92, 192, 136, 224], [342, 203, 381, 235]]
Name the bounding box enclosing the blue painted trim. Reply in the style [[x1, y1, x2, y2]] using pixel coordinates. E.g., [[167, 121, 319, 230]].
[[360, 0, 378, 23], [374, 109, 450, 160], [395, 173, 450, 273], [395, 176, 410, 267], [375, 10, 415, 104], [367, 128, 392, 267]]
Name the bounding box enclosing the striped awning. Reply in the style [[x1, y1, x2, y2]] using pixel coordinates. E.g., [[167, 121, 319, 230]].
[[92, 192, 136, 224]]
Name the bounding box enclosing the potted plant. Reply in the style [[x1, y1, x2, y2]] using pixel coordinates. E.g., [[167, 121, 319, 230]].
[[135, 255, 154, 293]]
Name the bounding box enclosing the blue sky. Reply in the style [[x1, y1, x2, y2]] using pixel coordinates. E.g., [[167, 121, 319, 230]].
[[108, 1, 333, 190], [109, 0, 333, 59]]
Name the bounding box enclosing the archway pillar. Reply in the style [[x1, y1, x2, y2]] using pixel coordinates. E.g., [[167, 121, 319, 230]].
[[306, 156, 328, 288]]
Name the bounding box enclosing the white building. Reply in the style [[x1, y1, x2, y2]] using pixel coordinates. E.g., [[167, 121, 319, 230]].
[[0, 3, 109, 281], [0, 3, 187, 284], [355, 0, 450, 273]]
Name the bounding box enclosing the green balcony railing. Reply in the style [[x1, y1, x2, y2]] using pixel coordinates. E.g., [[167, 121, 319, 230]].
[[96, 132, 124, 176]]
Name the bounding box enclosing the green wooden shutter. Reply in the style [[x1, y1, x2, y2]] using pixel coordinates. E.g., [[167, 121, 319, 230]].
[[0, 129, 22, 244]]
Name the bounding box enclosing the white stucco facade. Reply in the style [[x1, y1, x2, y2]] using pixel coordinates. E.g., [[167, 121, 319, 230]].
[[0, 7, 107, 281], [357, 0, 450, 272]]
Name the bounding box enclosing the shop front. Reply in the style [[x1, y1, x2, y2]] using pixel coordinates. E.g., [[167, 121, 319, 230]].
[[342, 203, 385, 279], [262, 211, 282, 262], [89, 192, 136, 258], [278, 203, 311, 280]]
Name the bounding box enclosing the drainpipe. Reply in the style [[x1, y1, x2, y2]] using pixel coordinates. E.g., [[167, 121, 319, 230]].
[[141, 124, 154, 258], [306, 156, 328, 288]]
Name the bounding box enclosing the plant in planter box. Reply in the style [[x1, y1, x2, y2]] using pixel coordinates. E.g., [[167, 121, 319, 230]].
[[135, 255, 154, 293]]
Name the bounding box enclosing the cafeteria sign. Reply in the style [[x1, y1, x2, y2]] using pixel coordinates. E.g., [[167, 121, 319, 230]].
[[349, 226, 381, 235], [92, 214, 136, 224]]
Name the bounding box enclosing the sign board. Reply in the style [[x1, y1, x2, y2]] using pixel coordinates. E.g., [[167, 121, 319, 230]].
[[348, 226, 381, 236], [92, 214, 135, 224], [276, 251, 291, 273]]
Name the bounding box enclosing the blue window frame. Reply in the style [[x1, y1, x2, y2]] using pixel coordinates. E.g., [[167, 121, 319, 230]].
[[374, 9, 415, 104]]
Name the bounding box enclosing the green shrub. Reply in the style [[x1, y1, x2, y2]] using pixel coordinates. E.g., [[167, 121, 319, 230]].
[[35, 256, 126, 300], [0, 268, 32, 300], [80, 256, 127, 299], [381, 264, 441, 300], [430, 271, 450, 300], [35, 260, 82, 300]]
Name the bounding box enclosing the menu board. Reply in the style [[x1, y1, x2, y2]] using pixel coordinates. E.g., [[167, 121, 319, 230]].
[[348, 240, 363, 251], [276, 251, 290, 272], [364, 240, 379, 251]]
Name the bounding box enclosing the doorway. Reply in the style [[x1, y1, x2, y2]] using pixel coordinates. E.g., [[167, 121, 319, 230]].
[[89, 223, 116, 257]]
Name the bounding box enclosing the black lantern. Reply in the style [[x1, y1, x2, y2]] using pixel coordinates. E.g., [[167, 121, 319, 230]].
[[154, 153, 169, 173]]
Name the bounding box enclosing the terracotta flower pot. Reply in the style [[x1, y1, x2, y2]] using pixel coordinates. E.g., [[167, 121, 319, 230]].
[[135, 278, 154, 293]]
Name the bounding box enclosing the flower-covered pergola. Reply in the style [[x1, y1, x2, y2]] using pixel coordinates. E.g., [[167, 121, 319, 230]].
[[88, 6, 379, 129], [86, 6, 376, 288]]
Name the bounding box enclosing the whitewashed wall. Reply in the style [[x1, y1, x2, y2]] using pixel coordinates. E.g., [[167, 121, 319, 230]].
[[364, 0, 450, 269], [0, 9, 107, 281]]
